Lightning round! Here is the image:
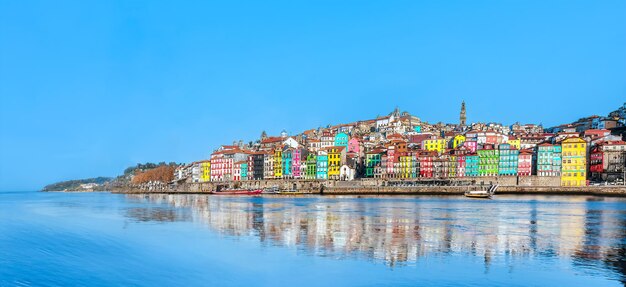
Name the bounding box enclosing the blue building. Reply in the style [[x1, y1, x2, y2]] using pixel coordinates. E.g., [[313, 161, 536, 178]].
[[282, 147, 293, 178], [498, 143, 519, 176], [316, 154, 328, 179], [334, 133, 349, 148]]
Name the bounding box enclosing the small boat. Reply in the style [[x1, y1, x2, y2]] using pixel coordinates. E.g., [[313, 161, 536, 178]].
[[262, 186, 281, 194], [464, 184, 498, 199], [464, 190, 492, 198], [211, 189, 263, 195]]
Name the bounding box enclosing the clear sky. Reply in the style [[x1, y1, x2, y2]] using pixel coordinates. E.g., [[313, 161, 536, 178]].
[[1, 0, 625, 191]]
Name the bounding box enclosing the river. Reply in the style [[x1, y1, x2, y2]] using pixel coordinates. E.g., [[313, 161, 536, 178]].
[[2, 191, 626, 286]]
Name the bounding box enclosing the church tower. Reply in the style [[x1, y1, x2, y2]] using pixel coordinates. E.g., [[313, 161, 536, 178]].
[[460, 101, 466, 126]]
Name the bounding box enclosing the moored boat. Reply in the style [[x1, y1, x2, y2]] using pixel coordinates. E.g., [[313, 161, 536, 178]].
[[211, 189, 263, 195], [464, 190, 492, 198], [464, 184, 498, 199]]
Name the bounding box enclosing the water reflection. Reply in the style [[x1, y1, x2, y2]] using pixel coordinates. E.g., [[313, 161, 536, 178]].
[[125, 194, 626, 279]]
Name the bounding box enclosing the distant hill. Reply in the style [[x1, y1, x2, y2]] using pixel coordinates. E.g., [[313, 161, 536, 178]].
[[42, 177, 113, 192], [42, 162, 181, 192]]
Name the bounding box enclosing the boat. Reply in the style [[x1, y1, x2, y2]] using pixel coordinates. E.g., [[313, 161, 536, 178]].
[[211, 189, 263, 195], [262, 186, 281, 194], [464, 184, 498, 199]]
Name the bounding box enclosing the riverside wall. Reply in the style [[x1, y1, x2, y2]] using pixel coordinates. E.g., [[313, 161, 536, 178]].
[[112, 176, 626, 196]]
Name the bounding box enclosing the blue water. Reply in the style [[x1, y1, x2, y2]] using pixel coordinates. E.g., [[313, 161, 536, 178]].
[[2, 191, 626, 286]]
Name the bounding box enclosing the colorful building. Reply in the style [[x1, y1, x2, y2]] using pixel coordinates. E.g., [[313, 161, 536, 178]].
[[452, 135, 466, 149], [316, 153, 328, 179], [464, 140, 478, 153], [365, 149, 383, 178], [508, 138, 521, 150], [274, 147, 283, 178], [478, 144, 499, 177], [561, 137, 587, 186], [422, 137, 446, 153], [282, 147, 293, 179], [334, 133, 349, 148], [305, 154, 317, 179], [448, 153, 457, 178], [498, 143, 519, 176], [291, 148, 306, 179], [327, 146, 346, 180], [240, 162, 248, 180], [418, 152, 435, 178], [536, 143, 562, 177], [348, 138, 361, 154], [200, 161, 211, 182], [518, 150, 532, 176], [465, 154, 479, 177], [399, 153, 417, 178]]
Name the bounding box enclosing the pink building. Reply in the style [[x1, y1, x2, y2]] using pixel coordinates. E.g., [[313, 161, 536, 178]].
[[348, 138, 360, 154], [291, 148, 304, 178], [210, 152, 233, 182], [518, 150, 533, 176], [464, 140, 477, 153]]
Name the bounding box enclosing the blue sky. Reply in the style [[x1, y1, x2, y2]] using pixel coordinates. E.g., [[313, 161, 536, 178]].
[[1, 0, 625, 191]]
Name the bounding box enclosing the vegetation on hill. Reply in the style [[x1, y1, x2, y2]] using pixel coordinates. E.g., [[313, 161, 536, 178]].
[[131, 165, 176, 184], [42, 162, 181, 191], [42, 177, 113, 191]]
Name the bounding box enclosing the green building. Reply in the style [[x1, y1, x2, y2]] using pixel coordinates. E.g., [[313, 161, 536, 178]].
[[365, 151, 383, 178], [305, 154, 317, 179], [478, 144, 499, 176]]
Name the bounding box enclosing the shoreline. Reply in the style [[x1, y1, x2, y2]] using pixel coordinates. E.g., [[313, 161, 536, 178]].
[[108, 185, 626, 197]]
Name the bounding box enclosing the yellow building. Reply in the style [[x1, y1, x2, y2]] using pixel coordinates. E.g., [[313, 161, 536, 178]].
[[508, 138, 521, 150], [274, 148, 283, 178], [422, 138, 446, 153], [201, 161, 211, 182], [327, 146, 345, 179], [399, 155, 416, 178], [452, 135, 466, 149], [561, 137, 587, 186]]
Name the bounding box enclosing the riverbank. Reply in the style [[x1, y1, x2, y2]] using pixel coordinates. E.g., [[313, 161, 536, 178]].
[[111, 185, 626, 197]]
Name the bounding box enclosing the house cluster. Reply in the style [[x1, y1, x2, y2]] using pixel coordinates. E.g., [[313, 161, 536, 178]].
[[177, 103, 626, 187]]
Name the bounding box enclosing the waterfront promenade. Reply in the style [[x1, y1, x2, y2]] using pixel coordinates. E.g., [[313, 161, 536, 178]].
[[114, 178, 626, 196]]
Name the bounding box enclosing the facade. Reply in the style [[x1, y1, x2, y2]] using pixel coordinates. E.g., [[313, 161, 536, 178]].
[[365, 150, 383, 178], [590, 141, 626, 181], [327, 146, 346, 180], [305, 154, 317, 179], [282, 148, 293, 179], [508, 138, 521, 150], [465, 154, 479, 177], [316, 153, 328, 179], [274, 148, 283, 178], [452, 135, 466, 149], [536, 143, 562, 177], [399, 154, 417, 178], [561, 137, 587, 186], [518, 150, 532, 176], [252, 153, 265, 180], [334, 133, 349, 148], [464, 140, 478, 153], [240, 162, 248, 180], [498, 143, 519, 176], [264, 152, 274, 179], [418, 152, 435, 178], [200, 161, 211, 182], [291, 148, 306, 179], [348, 138, 361, 154], [478, 144, 499, 177], [422, 138, 446, 153]]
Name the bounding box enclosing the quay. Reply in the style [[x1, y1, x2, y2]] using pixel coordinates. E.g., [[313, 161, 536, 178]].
[[113, 177, 626, 196]]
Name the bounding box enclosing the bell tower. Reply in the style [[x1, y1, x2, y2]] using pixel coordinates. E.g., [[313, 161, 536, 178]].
[[460, 101, 466, 126]]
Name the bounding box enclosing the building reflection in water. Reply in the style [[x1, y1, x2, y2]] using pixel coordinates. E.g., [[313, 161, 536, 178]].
[[124, 194, 626, 279]]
